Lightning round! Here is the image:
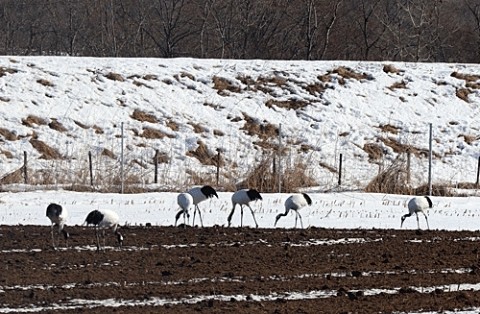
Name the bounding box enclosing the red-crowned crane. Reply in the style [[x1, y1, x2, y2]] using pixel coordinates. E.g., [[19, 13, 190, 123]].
[[401, 196, 433, 230], [275, 193, 312, 228], [228, 189, 262, 228], [46, 203, 69, 248], [85, 209, 123, 251], [187, 185, 218, 227], [175, 192, 194, 228]]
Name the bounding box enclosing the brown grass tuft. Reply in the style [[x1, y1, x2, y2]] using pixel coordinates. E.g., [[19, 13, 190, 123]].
[[456, 88, 471, 102], [143, 74, 158, 81], [331, 66, 370, 81], [29, 139, 63, 159], [141, 127, 173, 139], [37, 79, 54, 87], [451, 72, 480, 82], [22, 115, 47, 127], [153, 151, 169, 164], [265, 99, 309, 110], [212, 76, 241, 95], [363, 143, 384, 161], [48, 119, 68, 132], [365, 156, 411, 194], [105, 72, 125, 82], [93, 125, 104, 134], [189, 122, 206, 134], [166, 120, 179, 131], [0, 128, 18, 141], [305, 83, 326, 95], [131, 109, 158, 123], [101, 148, 116, 159], [388, 81, 407, 90], [378, 124, 400, 134], [237, 154, 316, 192], [74, 120, 89, 129], [0, 66, 18, 77], [460, 134, 478, 145], [241, 113, 278, 141], [186, 140, 221, 166], [0, 167, 23, 184], [383, 64, 402, 74]]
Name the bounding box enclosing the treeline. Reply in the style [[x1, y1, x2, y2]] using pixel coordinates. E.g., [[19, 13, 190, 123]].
[[0, 0, 479, 62]]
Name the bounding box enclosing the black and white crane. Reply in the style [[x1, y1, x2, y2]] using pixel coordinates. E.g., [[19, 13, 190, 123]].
[[175, 192, 194, 227], [401, 196, 433, 230], [46, 203, 69, 248], [228, 189, 262, 228], [84, 209, 123, 251], [275, 193, 312, 228], [187, 185, 218, 227]]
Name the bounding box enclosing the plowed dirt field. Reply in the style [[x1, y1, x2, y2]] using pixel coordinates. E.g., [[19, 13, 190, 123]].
[[2, 225, 480, 313]]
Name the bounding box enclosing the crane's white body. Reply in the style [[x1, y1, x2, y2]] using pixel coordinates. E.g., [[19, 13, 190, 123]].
[[85, 209, 123, 251], [401, 196, 433, 229], [187, 185, 218, 227], [228, 189, 262, 228], [275, 193, 312, 228], [175, 192, 194, 227], [46, 203, 69, 248]]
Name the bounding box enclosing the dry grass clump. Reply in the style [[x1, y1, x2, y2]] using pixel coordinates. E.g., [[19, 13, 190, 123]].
[[105, 72, 125, 82], [383, 64, 403, 74], [166, 120, 179, 131], [0, 66, 18, 77], [48, 119, 68, 132], [305, 83, 326, 95], [241, 113, 278, 141], [93, 125, 104, 134], [37, 79, 54, 87], [0, 167, 23, 184], [388, 81, 407, 90], [29, 139, 63, 159], [186, 140, 222, 167], [331, 66, 370, 81], [74, 120, 89, 129], [0, 127, 18, 141], [412, 184, 454, 197], [141, 127, 173, 139], [456, 88, 471, 102], [212, 76, 241, 95], [460, 134, 478, 145], [378, 124, 400, 134], [265, 99, 309, 110], [101, 148, 116, 159], [451, 72, 480, 82], [131, 109, 158, 123], [364, 156, 411, 194], [189, 122, 206, 133], [174, 72, 195, 81], [153, 151, 169, 164], [237, 154, 316, 193], [22, 115, 47, 127], [363, 143, 384, 161]]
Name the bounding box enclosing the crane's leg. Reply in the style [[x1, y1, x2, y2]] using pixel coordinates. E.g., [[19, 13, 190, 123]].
[[416, 213, 420, 229], [296, 211, 304, 229], [102, 229, 106, 249], [196, 205, 204, 227], [227, 205, 236, 227], [422, 212, 430, 230], [247, 204, 258, 228], [240, 205, 244, 227], [95, 227, 100, 252], [50, 224, 56, 249]]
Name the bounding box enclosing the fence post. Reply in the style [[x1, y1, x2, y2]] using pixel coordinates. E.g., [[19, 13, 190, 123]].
[[407, 150, 411, 185], [428, 123, 433, 196], [23, 151, 28, 184], [154, 149, 159, 184], [338, 153, 343, 186], [278, 123, 282, 193], [476, 156, 480, 188], [216, 149, 221, 186], [88, 151, 93, 187]]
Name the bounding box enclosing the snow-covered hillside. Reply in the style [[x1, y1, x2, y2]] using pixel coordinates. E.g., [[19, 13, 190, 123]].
[[0, 57, 479, 191]]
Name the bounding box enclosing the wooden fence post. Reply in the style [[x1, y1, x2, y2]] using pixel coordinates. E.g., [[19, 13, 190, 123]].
[[88, 151, 93, 187], [476, 156, 480, 188], [338, 153, 343, 186], [216, 149, 221, 186], [23, 151, 28, 184], [154, 149, 159, 184]]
